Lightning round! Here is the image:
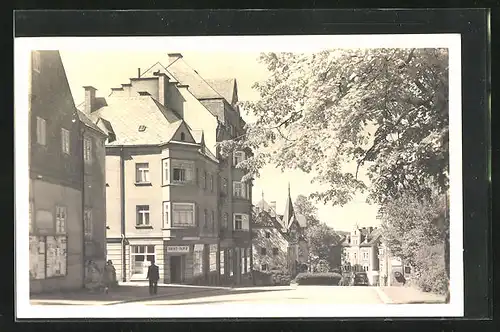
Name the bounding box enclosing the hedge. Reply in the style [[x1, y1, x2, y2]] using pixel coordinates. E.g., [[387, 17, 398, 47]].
[[293, 272, 342, 286]]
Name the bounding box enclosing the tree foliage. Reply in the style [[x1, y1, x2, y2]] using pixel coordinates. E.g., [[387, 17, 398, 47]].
[[218, 48, 449, 207], [294, 194, 320, 226], [380, 187, 449, 273], [305, 222, 340, 269]]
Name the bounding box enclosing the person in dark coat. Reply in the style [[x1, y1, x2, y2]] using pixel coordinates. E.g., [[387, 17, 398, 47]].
[[147, 260, 160, 295]]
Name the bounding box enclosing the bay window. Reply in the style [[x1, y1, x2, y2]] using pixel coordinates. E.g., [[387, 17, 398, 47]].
[[172, 203, 195, 227], [170, 160, 194, 184]]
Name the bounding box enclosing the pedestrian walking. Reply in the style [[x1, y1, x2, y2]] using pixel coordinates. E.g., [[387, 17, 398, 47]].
[[147, 259, 160, 295]]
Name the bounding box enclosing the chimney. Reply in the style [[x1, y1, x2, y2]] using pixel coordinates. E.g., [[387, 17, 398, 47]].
[[137, 68, 141, 78], [83, 86, 97, 114], [153, 70, 168, 106], [368, 226, 373, 234], [269, 201, 277, 217], [167, 53, 183, 64]]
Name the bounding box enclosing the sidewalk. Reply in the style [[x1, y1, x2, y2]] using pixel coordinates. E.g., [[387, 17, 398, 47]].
[[378, 286, 446, 304], [30, 282, 230, 306]]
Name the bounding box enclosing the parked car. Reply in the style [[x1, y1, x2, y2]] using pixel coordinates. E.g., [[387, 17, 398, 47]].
[[350, 272, 369, 286]]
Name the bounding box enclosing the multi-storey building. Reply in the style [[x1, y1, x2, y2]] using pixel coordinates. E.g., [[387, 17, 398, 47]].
[[28, 51, 107, 293], [252, 187, 308, 277], [82, 53, 252, 285], [339, 225, 382, 285]]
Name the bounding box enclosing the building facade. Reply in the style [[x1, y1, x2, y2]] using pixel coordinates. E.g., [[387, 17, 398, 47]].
[[29, 51, 107, 293], [252, 188, 308, 277], [339, 225, 382, 285], [82, 53, 252, 285]]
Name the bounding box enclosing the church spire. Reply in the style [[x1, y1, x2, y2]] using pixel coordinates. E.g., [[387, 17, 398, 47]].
[[282, 183, 295, 229]]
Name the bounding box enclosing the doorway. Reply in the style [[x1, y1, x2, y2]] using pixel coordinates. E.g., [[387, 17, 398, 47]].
[[170, 256, 182, 283]]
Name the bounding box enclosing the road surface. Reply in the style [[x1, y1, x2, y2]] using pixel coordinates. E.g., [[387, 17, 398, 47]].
[[120, 286, 385, 306]]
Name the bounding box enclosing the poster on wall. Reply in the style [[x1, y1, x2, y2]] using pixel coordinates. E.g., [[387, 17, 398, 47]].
[[209, 244, 217, 272], [29, 236, 45, 280], [46, 236, 67, 277]]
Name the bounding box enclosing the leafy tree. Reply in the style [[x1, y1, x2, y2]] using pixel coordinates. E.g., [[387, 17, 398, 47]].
[[218, 48, 449, 207], [379, 187, 449, 292], [294, 194, 320, 226], [305, 222, 340, 270]]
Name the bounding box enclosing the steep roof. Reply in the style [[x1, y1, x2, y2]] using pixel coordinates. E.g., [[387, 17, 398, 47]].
[[77, 110, 107, 136], [360, 228, 382, 247], [296, 214, 308, 228], [283, 184, 295, 229], [165, 58, 224, 101], [205, 78, 237, 105], [87, 96, 185, 146]]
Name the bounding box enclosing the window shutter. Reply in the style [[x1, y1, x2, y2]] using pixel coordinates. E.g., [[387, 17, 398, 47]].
[[232, 181, 237, 196]]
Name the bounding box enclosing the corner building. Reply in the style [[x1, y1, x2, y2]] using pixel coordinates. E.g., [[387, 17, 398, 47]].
[[82, 53, 252, 285]]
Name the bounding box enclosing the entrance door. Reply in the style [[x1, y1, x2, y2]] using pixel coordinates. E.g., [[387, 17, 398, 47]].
[[170, 256, 182, 283]]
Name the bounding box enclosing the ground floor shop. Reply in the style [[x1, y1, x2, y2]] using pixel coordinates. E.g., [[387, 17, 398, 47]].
[[106, 238, 252, 285]]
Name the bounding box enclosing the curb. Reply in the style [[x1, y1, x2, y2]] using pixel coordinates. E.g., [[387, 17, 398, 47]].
[[105, 288, 226, 305], [375, 287, 394, 304]]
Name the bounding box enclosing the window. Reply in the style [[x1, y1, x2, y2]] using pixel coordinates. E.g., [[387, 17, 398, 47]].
[[363, 265, 369, 272], [363, 252, 369, 259], [272, 248, 279, 256], [32, 51, 41, 73], [404, 266, 412, 274], [55, 206, 67, 234], [195, 168, 199, 186], [29, 201, 34, 234], [180, 132, 186, 141], [171, 160, 194, 184], [265, 232, 271, 238], [221, 178, 228, 194], [379, 248, 384, 256], [222, 213, 228, 229], [260, 247, 267, 255], [136, 205, 150, 226], [209, 244, 217, 272], [131, 245, 155, 277], [261, 264, 268, 271], [172, 203, 195, 227], [354, 252, 357, 260], [135, 163, 150, 183], [210, 174, 214, 192], [203, 171, 207, 189], [83, 208, 92, 239], [84, 137, 92, 163], [61, 128, 70, 154], [233, 151, 245, 167], [232, 181, 248, 199], [203, 209, 208, 229], [211, 210, 215, 232], [162, 159, 169, 185], [233, 213, 249, 231], [36, 117, 46, 145], [163, 202, 169, 228]]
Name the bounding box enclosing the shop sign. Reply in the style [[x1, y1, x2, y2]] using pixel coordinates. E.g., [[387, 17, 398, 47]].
[[194, 244, 204, 251], [166, 245, 190, 253]]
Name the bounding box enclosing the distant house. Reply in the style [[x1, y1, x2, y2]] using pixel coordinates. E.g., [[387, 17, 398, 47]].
[[338, 225, 382, 285], [252, 186, 309, 277]]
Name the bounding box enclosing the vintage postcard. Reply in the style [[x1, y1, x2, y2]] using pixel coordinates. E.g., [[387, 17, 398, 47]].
[[15, 34, 463, 318]]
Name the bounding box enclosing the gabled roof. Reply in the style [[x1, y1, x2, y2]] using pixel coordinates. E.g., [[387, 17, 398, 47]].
[[360, 228, 382, 247], [205, 78, 237, 105], [165, 58, 225, 101], [77, 110, 107, 136], [86, 96, 185, 146]]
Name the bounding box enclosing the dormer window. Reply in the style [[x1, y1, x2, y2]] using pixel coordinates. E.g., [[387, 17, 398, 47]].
[[138, 125, 146, 132]]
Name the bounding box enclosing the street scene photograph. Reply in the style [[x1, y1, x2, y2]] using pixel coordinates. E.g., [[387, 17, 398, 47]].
[[16, 35, 463, 318]]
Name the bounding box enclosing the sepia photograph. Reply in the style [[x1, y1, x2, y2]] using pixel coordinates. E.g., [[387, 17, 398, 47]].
[[15, 34, 463, 318]]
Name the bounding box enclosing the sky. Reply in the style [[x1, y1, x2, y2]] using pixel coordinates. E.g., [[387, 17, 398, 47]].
[[60, 50, 380, 232]]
